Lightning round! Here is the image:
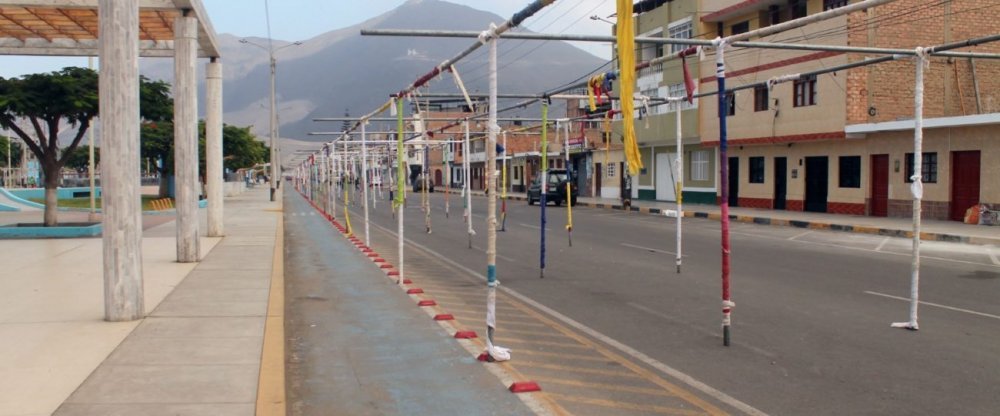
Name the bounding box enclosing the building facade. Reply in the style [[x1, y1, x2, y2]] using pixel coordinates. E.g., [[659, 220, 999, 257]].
[[696, 0, 999, 221]]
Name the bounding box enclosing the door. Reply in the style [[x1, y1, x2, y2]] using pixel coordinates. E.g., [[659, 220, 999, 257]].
[[728, 157, 740, 207], [805, 156, 829, 213], [774, 157, 787, 210], [871, 154, 889, 217], [655, 153, 678, 201], [595, 162, 602, 197], [434, 169, 442, 186], [951, 151, 981, 221]]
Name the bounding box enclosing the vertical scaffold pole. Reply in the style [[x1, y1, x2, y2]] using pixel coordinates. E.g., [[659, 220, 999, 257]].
[[362, 122, 371, 247], [893, 48, 928, 331], [464, 119, 474, 248], [675, 100, 683, 273], [716, 40, 734, 347], [485, 33, 508, 361], [396, 98, 406, 285], [539, 102, 549, 278]]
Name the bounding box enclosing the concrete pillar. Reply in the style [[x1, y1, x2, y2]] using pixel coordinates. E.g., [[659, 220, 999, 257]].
[[174, 14, 200, 262], [206, 58, 224, 237], [99, 0, 144, 321]]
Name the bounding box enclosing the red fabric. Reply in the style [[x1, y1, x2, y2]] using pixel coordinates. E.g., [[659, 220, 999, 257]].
[[678, 47, 698, 103]]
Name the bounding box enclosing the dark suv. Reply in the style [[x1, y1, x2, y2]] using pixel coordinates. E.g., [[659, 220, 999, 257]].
[[527, 169, 577, 206]]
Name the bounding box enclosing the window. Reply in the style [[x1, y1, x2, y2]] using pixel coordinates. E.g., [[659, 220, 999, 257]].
[[668, 83, 697, 110], [607, 163, 615, 178], [793, 75, 817, 107], [749, 157, 765, 183], [731, 21, 750, 36], [905, 153, 938, 183], [691, 150, 710, 181], [823, 0, 849, 11], [754, 86, 769, 112], [839, 156, 861, 188], [767, 5, 783, 26], [790, 0, 807, 19], [668, 19, 693, 54], [725, 92, 736, 116]]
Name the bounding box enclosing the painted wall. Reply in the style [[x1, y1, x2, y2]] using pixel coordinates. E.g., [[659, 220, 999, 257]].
[[9, 187, 102, 200]]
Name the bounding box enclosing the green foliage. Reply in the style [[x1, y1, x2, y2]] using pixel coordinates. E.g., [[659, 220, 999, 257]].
[[146, 121, 268, 177], [0, 136, 22, 167], [62, 145, 99, 172]]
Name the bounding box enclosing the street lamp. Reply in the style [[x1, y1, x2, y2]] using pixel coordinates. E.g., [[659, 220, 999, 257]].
[[239, 38, 303, 201]]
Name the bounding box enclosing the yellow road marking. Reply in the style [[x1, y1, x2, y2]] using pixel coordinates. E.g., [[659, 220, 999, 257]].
[[514, 349, 613, 363], [515, 361, 644, 378], [501, 296, 730, 415], [547, 393, 705, 416], [530, 375, 678, 397], [256, 212, 285, 415], [498, 337, 593, 350]]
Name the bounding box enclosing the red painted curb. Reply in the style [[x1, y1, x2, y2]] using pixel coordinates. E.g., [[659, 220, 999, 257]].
[[387, 271, 400, 276], [366, 253, 378, 257], [403, 278, 412, 284], [379, 264, 393, 269], [373, 258, 385, 263], [406, 288, 424, 294], [417, 300, 437, 307], [454, 330, 478, 339], [433, 314, 454, 321], [509, 381, 542, 393]]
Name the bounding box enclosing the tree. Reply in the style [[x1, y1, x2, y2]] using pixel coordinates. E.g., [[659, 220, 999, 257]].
[[0, 135, 23, 167], [62, 145, 99, 173], [0, 67, 172, 225], [143, 121, 268, 197]]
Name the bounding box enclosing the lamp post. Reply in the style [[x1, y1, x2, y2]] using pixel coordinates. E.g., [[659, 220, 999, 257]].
[[239, 38, 302, 201]]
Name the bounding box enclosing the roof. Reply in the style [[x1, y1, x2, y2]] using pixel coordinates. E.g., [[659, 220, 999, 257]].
[[701, 0, 785, 23], [845, 113, 1000, 136], [0, 0, 220, 58]]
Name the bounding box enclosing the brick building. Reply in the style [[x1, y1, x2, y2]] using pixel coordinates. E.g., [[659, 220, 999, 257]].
[[695, 0, 999, 220]]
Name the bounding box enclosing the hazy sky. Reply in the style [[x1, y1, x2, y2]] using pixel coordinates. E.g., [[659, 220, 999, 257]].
[[0, 0, 616, 78]]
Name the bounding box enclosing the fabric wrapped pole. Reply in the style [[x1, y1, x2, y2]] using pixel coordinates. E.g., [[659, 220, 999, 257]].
[[616, 0, 643, 177], [892, 48, 929, 331], [396, 98, 406, 285], [716, 39, 734, 347], [540, 102, 548, 278]]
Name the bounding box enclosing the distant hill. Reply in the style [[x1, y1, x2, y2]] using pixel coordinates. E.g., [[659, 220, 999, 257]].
[[140, 0, 605, 149]]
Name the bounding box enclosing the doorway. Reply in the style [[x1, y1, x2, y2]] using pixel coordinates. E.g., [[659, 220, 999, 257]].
[[774, 157, 787, 210], [804, 156, 828, 213], [728, 157, 739, 207], [951, 151, 981, 221], [655, 153, 678, 201], [595, 162, 602, 197], [871, 154, 889, 217]]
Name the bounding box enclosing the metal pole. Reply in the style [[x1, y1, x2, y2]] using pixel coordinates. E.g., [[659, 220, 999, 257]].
[[396, 98, 406, 285], [88, 56, 97, 221], [362, 122, 370, 246], [464, 119, 474, 248], [893, 49, 928, 331], [717, 42, 734, 347], [500, 131, 507, 231], [539, 102, 548, 278], [269, 55, 277, 201], [485, 35, 505, 361], [563, 120, 572, 246], [675, 100, 683, 273]]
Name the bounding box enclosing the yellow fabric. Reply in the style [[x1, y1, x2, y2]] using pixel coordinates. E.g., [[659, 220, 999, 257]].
[[616, 0, 643, 177]]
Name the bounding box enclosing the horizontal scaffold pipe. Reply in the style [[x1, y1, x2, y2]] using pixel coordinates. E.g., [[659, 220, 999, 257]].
[[360, 29, 1000, 61]]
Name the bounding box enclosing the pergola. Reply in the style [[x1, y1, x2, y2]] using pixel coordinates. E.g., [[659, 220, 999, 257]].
[[0, 0, 224, 321]]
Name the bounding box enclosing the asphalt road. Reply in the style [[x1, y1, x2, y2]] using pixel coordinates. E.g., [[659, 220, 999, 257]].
[[330, 188, 999, 415]]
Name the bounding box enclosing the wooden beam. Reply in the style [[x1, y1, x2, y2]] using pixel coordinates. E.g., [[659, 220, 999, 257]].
[[57, 7, 95, 38], [0, 9, 51, 41]]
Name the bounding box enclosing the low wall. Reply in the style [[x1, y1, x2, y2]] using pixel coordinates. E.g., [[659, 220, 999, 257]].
[[224, 182, 246, 197], [9, 187, 102, 200]]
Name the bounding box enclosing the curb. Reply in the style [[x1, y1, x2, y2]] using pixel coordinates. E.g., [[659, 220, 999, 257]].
[[472, 191, 997, 246]]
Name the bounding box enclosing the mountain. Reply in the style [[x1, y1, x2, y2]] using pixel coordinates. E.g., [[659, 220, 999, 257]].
[[140, 0, 605, 148]]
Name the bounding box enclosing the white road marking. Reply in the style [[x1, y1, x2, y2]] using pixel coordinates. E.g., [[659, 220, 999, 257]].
[[519, 223, 551, 231], [987, 246, 1000, 266], [787, 230, 812, 241], [628, 302, 776, 359], [728, 230, 1000, 269], [620, 243, 681, 256], [875, 237, 891, 252], [363, 219, 769, 416], [864, 291, 1000, 321]]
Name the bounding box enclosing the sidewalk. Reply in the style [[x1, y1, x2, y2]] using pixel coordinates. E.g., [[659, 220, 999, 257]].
[[0, 187, 277, 416], [477, 190, 1000, 246]]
